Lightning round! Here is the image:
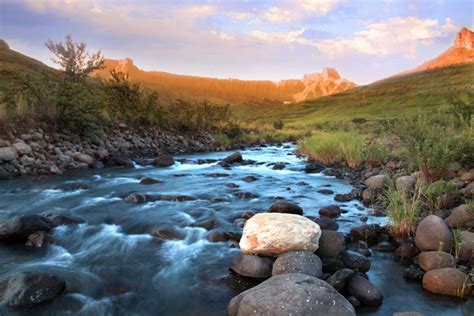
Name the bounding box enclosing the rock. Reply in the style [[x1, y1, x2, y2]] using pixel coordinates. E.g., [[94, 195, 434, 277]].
[[0, 166, 13, 180], [415, 215, 453, 252], [222, 152, 243, 164], [418, 251, 455, 271], [395, 240, 419, 260], [0, 215, 52, 241], [25, 231, 47, 248], [0, 147, 17, 162], [312, 217, 339, 230], [242, 175, 258, 182], [422, 268, 472, 298], [316, 230, 345, 258], [396, 175, 416, 193], [461, 182, 474, 197], [12, 142, 32, 155], [458, 230, 474, 262], [125, 193, 154, 203], [403, 265, 424, 280], [272, 251, 323, 278], [319, 205, 342, 218], [371, 241, 395, 252], [365, 174, 388, 190], [362, 188, 376, 204], [207, 230, 227, 242], [227, 273, 356, 316], [45, 214, 84, 227], [334, 194, 353, 202], [75, 153, 94, 166], [445, 204, 474, 229], [346, 296, 360, 308], [153, 154, 175, 167], [322, 257, 346, 274], [152, 228, 185, 240], [304, 163, 324, 173], [0, 273, 66, 307], [233, 191, 258, 199], [272, 163, 286, 170], [226, 182, 239, 188], [317, 189, 334, 195], [327, 269, 355, 292], [239, 213, 321, 256], [347, 242, 371, 257], [268, 201, 303, 215], [347, 275, 383, 306], [350, 224, 381, 246], [49, 165, 62, 175], [95, 149, 109, 160], [460, 169, 474, 181], [230, 254, 273, 279], [206, 173, 229, 177], [139, 177, 162, 185], [341, 251, 371, 272], [393, 313, 423, 316]]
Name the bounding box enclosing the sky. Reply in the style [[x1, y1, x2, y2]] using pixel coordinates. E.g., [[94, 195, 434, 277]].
[[0, 0, 472, 84]]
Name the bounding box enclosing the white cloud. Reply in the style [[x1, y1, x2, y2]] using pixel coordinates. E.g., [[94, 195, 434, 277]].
[[263, 0, 341, 23], [211, 31, 235, 41], [250, 28, 306, 43]]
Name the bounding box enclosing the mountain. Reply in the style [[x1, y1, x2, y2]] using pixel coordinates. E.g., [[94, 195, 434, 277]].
[[408, 27, 474, 73], [94, 58, 356, 103]]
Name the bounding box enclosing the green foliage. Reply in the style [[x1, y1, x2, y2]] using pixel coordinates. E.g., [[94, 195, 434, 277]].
[[418, 179, 459, 214], [452, 228, 462, 260], [273, 119, 284, 130], [216, 133, 231, 146], [447, 92, 474, 129], [352, 117, 367, 124], [362, 141, 390, 168]]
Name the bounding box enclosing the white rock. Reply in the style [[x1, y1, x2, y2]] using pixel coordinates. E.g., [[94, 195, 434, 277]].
[[240, 213, 321, 256], [12, 142, 32, 155]]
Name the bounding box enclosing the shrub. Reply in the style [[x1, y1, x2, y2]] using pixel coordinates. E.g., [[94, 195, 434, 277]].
[[216, 133, 231, 146], [273, 119, 284, 130], [362, 141, 390, 168], [418, 179, 459, 214], [352, 117, 367, 124]]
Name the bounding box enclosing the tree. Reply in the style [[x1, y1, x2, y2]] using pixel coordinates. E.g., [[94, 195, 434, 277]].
[[45, 35, 104, 83]]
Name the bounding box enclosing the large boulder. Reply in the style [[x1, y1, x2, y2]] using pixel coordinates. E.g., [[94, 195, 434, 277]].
[[341, 251, 371, 272], [458, 231, 474, 262], [415, 215, 453, 252], [0, 273, 66, 307], [222, 152, 243, 164], [327, 269, 355, 292], [272, 251, 322, 278], [12, 142, 32, 155], [227, 273, 356, 316], [319, 205, 342, 218], [418, 251, 455, 272], [445, 204, 474, 229], [365, 174, 388, 190], [347, 275, 383, 306], [75, 153, 94, 166], [0, 214, 52, 241], [422, 268, 472, 298], [0, 147, 17, 162], [230, 254, 273, 279], [316, 230, 345, 258], [153, 154, 175, 167], [268, 201, 303, 215], [240, 213, 321, 256]]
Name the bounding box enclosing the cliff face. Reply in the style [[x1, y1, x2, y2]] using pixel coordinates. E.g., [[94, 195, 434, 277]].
[[94, 60, 356, 103]]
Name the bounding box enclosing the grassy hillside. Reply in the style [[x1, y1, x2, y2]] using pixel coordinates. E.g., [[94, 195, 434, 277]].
[[232, 63, 474, 127]]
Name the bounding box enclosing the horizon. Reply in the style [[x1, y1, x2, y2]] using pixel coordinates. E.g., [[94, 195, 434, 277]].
[[1, 0, 473, 84]]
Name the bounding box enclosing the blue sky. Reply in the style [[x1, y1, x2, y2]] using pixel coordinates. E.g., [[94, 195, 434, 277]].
[[0, 0, 472, 84]]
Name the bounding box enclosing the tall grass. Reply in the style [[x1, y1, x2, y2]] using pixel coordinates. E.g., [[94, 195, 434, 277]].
[[299, 132, 364, 168]]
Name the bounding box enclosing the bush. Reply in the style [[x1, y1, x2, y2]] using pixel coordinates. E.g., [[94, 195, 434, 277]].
[[273, 119, 284, 130], [362, 141, 390, 168], [418, 179, 459, 214]]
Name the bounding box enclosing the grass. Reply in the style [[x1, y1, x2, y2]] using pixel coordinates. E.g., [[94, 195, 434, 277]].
[[299, 132, 364, 168], [452, 229, 462, 261]]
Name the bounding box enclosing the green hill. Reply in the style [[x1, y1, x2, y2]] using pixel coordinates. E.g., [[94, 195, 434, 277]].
[[232, 63, 474, 127]]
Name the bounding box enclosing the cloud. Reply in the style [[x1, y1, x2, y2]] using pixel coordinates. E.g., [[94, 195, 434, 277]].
[[211, 30, 235, 41], [263, 0, 341, 23]]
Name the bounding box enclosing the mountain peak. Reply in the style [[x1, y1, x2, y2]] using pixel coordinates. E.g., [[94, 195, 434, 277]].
[[454, 27, 474, 49], [0, 39, 9, 50], [116, 58, 135, 73]]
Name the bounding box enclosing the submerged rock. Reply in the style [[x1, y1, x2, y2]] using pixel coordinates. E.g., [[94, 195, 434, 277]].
[[227, 273, 356, 316]]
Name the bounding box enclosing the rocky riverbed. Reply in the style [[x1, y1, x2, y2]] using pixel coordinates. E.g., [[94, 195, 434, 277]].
[[0, 144, 472, 315]]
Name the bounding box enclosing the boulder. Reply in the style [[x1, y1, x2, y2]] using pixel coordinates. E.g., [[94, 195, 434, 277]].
[[0, 214, 52, 241], [422, 268, 471, 298], [395, 240, 419, 260], [152, 228, 186, 240], [418, 251, 455, 271], [322, 257, 346, 274], [316, 230, 345, 258], [230, 254, 273, 279], [347, 275, 383, 306], [153, 154, 175, 167], [350, 224, 381, 246], [304, 163, 324, 173], [239, 213, 321, 256], [396, 175, 416, 193], [327, 269, 355, 292], [403, 265, 424, 280], [458, 231, 474, 262], [12, 142, 32, 155], [272, 251, 323, 278], [242, 176, 258, 182], [227, 273, 356, 316], [45, 214, 84, 227], [268, 201, 303, 215], [319, 205, 342, 218], [222, 152, 243, 164], [0, 147, 17, 162], [0, 273, 66, 307], [460, 169, 474, 181], [415, 215, 453, 252], [139, 177, 162, 185], [445, 204, 474, 229], [341, 251, 371, 272], [461, 182, 474, 198], [365, 174, 388, 190], [75, 153, 94, 166], [312, 216, 339, 231]]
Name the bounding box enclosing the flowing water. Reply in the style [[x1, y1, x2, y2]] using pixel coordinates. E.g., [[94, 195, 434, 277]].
[[0, 144, 471, 315]]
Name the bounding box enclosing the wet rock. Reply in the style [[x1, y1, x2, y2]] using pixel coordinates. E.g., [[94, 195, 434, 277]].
[[151, 227, 185, 240], [233, 192, 258, 199], [317, 189, 334, 195], [418, 251, 455, 271], [322, 257, 346, 274], [25, 231, 48, 248], [153, 154, 175, 167], [395, 240, 419, 260], [230, 254, 273, 279], [371, 241, 395, 252], [206, 173, 229, 177], [304, 163, 324, 173], [227, 273, 356, 316], [341, 251, 371, 272], [107, 155, 134, 168], [139, 177, 162, 185], [192, 219, 217, 230], [222, 152, 243, 164], [0, 273, 66, 307], [393, 313, 423, 316], [0, 214, 52, 241], [58, 183, 90, 191], [125, 193, 150, 204], [207, 229, 227, 242], [334, 194, 353, 202], [225, 182, 239, 188], [365, 174, 388, 190], [158, 194, 196, 202], [346, 296, 360, 308], [241, 175, 258, 182], [347, 242, 371, 257], [240, 212, 255, 220], [350, 224, 381, 246], [316, 230, 345, 258], [312, 217, 339, 231], [327, 269, 355, 292], [268, 201, 303, 215], [272, 163, 286, 170], [240, 213, 321, 256], [45, 214, 84, 227], [272, 251, 323, 278], [415, 215, 453, 252], [0, 147, 17, 162], [458, 230, 474, 262], [445, 204, 474, 229], [347, 275, 383, 306], [359, 216, 368, 222], [319, 205, 342, 218], [422, 268, 472, 298], [403, 265, 424, 280], [362, 188, 376, 204]]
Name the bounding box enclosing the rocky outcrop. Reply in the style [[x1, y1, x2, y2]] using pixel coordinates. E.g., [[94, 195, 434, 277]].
[[239, 213, 321, 256]]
